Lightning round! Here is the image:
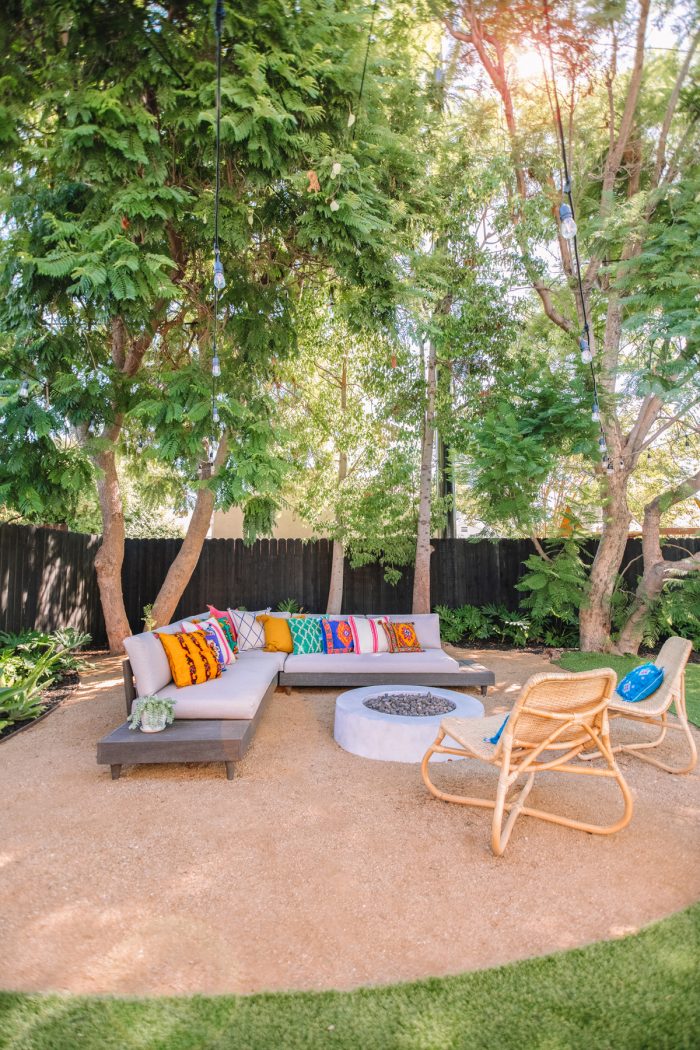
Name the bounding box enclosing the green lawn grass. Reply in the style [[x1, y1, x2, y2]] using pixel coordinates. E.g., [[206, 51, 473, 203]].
[[1, 904, 699, 1050], [555, 651, 700, 727]]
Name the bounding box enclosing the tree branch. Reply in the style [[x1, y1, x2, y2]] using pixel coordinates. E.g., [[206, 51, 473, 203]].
[[653, 28, 700, 187]]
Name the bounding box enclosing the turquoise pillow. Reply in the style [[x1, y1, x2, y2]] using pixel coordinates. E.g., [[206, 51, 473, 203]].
[[288, 617, 324, 655], [616, 663, 664, 703]]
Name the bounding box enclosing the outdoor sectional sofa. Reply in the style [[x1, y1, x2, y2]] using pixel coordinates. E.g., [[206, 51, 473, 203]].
[[121, 612, 494, 718], [97, 613, 494, 780]]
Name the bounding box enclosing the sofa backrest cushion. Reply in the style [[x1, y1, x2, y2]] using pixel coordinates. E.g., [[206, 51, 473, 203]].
[[124, 629, 175, 697], [386, 613, 441, 649]]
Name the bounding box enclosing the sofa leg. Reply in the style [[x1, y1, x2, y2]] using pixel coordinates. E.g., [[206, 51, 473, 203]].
[[285, 686, 292, 696], [225, 761, 235, 780], [481, 685, 488, 696], [110, 764, 122, 781]]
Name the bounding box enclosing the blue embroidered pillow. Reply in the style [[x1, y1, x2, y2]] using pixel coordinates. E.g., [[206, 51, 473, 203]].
[[615, 663, 663, 703], [321, 618, 354, 654]]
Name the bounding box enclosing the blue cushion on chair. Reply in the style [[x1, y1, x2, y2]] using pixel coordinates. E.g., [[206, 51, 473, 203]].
[[485, 715, 509, 745], [615, 663, 664, 703]]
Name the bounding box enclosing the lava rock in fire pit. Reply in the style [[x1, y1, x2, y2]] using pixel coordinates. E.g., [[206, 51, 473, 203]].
[[363, 692, 457, 717]]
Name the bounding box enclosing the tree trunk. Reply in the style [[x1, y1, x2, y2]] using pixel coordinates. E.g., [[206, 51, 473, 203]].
[[326, 539, 345, 615], [614, 562, 666, 654], [412, 339, 437, 614], [326, 360, 347, 615], [615, 468, 700, 653], [579, 475, 632, 652], [150, 436, 229, 628], [93, 448, 132, 654]]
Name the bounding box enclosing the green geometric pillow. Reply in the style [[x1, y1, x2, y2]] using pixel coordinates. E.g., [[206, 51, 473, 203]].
[[288, 616, 324, 655]]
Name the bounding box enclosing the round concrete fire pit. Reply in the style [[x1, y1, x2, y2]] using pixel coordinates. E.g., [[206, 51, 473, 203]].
[[333, 684, 484, 763]]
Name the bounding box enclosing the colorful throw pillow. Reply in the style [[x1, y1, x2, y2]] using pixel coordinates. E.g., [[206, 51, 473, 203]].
[[289, 616, 324, 655], [230, 609, 269, 651], [348, 615, 388, 654], [382, 621, 422, 654], [208, 604, 237, 641], [616, 663, 664, 703], [182, 617, 235, 666], [257, 613, 293, 654], [321, 618, 354, 654], [214, 616, 238, 652], [156, 630, 222, 688]]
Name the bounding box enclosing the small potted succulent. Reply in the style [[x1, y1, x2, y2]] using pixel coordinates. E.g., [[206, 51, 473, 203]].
[[128, 695, 176, 733]]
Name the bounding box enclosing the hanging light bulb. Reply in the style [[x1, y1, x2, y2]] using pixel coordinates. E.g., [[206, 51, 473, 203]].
[[579, 335, 592, 365], [598, 435, 606, 454], [213, 248, 225, 291], [212, 355, 221, 378], [559, 202, 577, 241], [212, 403, 219, 424], [347, 111, 356, 128], [19, 380, 29, 398], [208, 443, 216, 465], [591, 401, 600, 423], [331, 162, 342, 179], [329, 199, 340, 212]]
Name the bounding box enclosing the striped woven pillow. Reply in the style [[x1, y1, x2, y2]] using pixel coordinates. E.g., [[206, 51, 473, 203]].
[[183, 617, 235, 666]]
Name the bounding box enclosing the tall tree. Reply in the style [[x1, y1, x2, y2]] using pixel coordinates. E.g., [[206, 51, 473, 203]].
[[278, 286, 420, 612], [0, 0, 430, 649], [445, 0, 700, 651]]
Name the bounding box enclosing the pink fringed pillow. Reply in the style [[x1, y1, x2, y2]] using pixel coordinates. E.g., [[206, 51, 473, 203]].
[[347, 615, 388, 654], [208, 604, 237, 640]]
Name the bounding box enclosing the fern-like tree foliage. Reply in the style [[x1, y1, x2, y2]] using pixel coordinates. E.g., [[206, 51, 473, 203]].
[[0, 0, 435, 649]]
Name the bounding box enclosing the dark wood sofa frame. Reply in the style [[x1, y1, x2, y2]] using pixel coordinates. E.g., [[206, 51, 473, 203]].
[[98, 656, 494, 782]]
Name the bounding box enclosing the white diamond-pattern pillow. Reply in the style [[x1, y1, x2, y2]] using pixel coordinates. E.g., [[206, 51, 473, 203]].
[[230, 608, 269, 651]]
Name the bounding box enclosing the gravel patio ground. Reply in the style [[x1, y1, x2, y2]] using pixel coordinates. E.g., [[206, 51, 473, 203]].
[[1, 647, 698, 997]]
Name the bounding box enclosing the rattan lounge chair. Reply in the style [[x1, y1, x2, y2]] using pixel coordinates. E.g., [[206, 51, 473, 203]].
[[605, 637, 696, 775], [421, 669, 633, 856]]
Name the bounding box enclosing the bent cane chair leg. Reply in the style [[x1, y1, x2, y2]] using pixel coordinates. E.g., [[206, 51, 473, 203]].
[[619, 715, 698, 774], [579, 712, 669, 763], [421, 732, 497, 812], [491, 773, 534, 857]]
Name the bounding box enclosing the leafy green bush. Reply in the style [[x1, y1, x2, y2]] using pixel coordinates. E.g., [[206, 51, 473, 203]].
[[0, 628, 90, 730], [277, 598, 304, 614], [640, 577, 700, 649], [434, 604, 493, 644]]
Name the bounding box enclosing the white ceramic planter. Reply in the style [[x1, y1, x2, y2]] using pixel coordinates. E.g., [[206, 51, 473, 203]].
[[139, 710, 167, 733]]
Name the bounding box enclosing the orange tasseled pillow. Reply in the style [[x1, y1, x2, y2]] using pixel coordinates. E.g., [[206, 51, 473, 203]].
[[156, 630, 222, 688]]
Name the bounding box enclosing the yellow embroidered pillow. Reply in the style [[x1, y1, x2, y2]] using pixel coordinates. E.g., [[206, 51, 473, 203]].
[[382, 621, 422, 654], [256, 614, 293, 654], [156, 630, 222, 688]]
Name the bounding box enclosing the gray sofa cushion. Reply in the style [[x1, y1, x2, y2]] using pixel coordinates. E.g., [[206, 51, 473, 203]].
[[282, 649, 458, 674], [155, 652, 280, 719], [238, 648, 287, 673]]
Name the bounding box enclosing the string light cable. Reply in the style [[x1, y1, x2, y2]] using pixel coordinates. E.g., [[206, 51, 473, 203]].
[[209, 0, 225, 463], [542, 0, 610, 473]]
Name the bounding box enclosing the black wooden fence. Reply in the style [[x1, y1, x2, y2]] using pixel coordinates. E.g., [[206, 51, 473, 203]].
[[1, 523, 698, 647]]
